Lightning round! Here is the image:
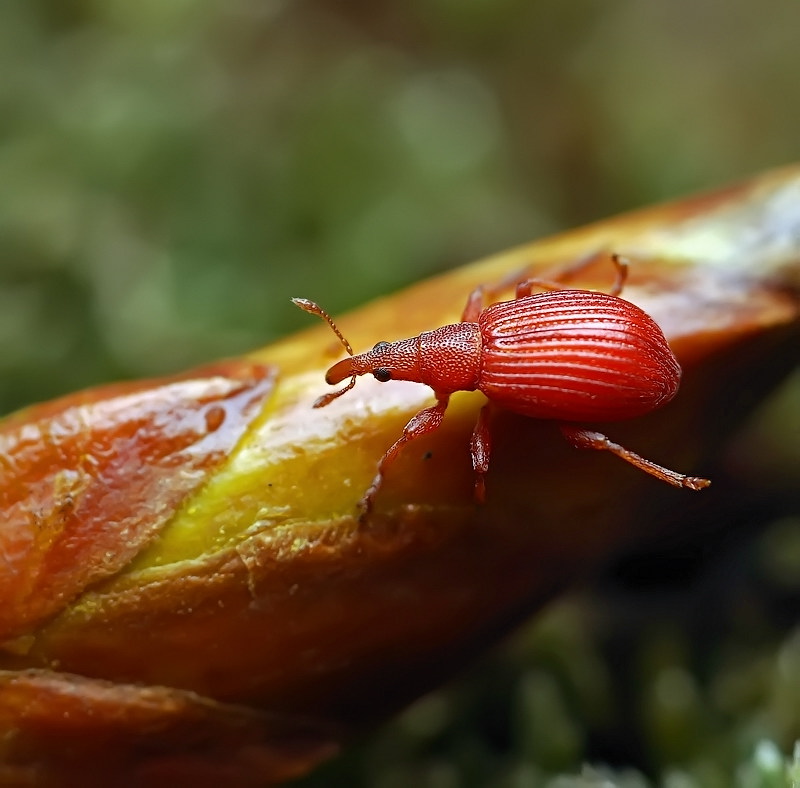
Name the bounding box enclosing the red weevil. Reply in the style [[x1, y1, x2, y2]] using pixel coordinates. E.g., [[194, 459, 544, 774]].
[[293, 254, 710, 515]]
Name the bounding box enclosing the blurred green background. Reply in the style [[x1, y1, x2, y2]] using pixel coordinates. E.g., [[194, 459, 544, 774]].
[[2, 0, 800, 413], [2, 1, 799, 786]]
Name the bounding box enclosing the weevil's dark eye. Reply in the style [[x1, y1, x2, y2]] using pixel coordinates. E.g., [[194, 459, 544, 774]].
[[373, 368, 392, 382], [372, 341, 390, 352]]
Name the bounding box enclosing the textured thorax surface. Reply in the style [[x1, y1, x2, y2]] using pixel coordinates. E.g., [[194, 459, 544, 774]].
[[418, 323, 482, 394], [477, 290, 681, 422]]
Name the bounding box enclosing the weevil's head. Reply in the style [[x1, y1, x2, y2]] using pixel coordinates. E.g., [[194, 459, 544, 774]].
[[316, 338, 421, 407], [292, 297, 421, 408], [325, 340, 419, 385]]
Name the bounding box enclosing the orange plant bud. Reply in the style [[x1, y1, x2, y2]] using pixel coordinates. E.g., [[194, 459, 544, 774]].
[[1, 166, 799, 785]]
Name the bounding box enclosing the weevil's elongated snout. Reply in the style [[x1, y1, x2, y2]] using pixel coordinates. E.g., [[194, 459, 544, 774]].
[[324, 348, 385, 384], [314, 353, 369, 408], [325, 357, 356, 385]]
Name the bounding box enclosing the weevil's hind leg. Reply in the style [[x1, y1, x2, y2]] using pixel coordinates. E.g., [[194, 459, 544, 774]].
[[359, 394, 451, 522], [558, 424, 711, 491], [469, 403, 492, 504], [460, 251, 627, 321]]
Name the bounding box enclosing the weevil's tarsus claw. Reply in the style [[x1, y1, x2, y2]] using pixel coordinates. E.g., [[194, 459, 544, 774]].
[[684, 476, 712, 491], [356, 480, 380, 526]]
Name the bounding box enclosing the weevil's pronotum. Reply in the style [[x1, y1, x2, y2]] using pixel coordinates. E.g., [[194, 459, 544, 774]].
[[293, 254, 710, 515]]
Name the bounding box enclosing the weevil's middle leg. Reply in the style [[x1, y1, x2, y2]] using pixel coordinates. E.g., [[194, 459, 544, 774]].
[[559, 424, 711, 491], [515, 253, 628, 298], [358, 394, 451, 522], [460, 251, 628, 322], [544, 249, 628, 295], [469, 403, 492, 504]]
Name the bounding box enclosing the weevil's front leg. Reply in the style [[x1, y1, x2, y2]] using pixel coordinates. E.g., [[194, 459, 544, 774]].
[[460, 251, 627, 322], [460, 262, 561, 321], [559, 424, 711, 491], [469, 403, 492, 504], [359, 394, 451, 520]]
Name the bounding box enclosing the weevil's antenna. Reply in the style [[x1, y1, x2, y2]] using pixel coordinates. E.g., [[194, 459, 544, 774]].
[[311, 376, 357, 408], [292, 298, 354, 356], [292, 297, 357, 408]]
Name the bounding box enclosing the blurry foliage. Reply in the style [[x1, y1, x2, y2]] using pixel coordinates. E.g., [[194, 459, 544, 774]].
[[1, 0, 800, 785], [2, 0, 800, 410]]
